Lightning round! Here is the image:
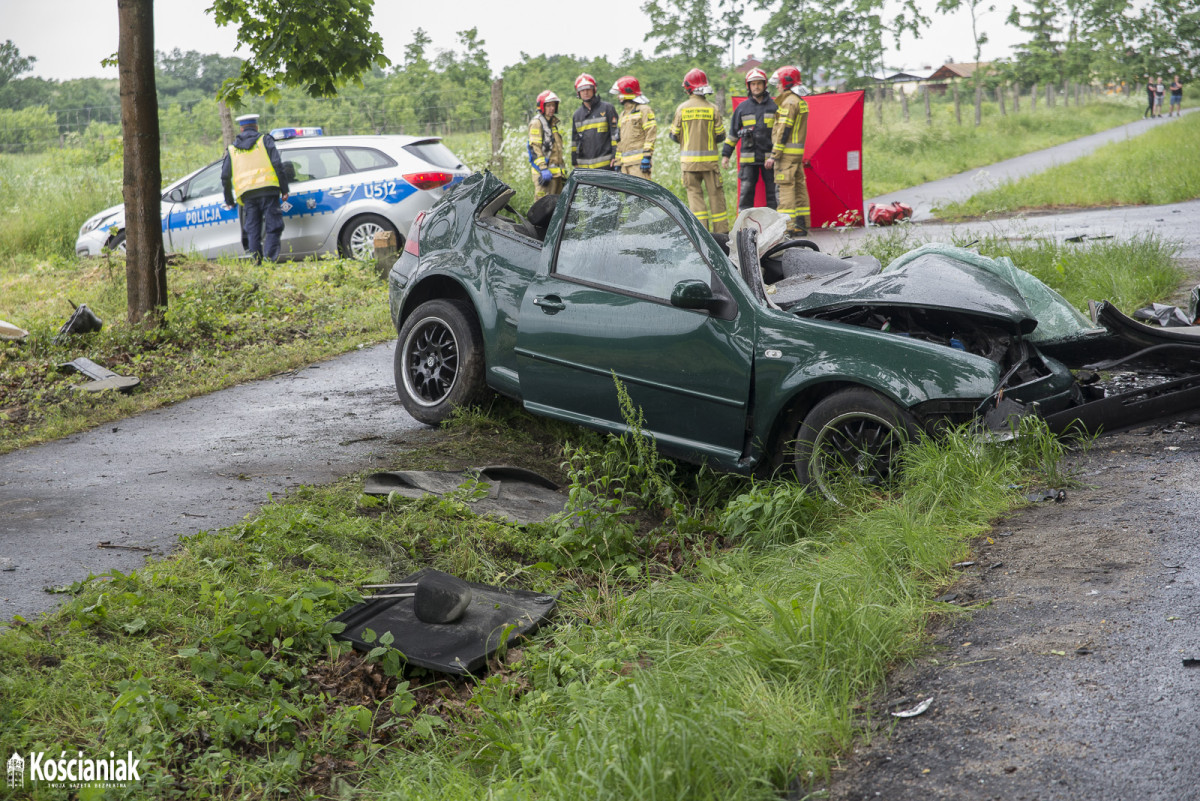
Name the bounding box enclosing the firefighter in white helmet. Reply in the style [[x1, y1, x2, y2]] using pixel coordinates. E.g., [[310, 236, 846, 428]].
[[611, 75, 657, 177], [766, 65, 810, 236], [570, 73, 620, 170], [669, 68, 729, 234], [722, 68, 778, 212], [528, 90, 567, 199]]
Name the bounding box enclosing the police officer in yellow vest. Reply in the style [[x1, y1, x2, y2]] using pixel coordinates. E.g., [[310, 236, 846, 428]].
[[765, 66, 810, 236], [611, 75, 657, 177], [670, 69, 729, 234], [221, 114, 290, 262]]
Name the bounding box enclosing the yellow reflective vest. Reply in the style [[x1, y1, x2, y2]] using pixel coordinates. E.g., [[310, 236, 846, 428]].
[[670, 95, 725, 172], [228, 136, 280, 203], [528, 114, 566, 174], [771, 89, 808, 161], [616, 101, 657, 167]]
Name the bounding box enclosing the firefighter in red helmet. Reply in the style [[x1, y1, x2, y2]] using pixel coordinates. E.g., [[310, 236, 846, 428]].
[[611, 75, 657, 177], [528, 90, 566, 198], [670, 68, 729, 234], [722, 67, 778, 213], [571, 73, 620, 170], [766, 65, 810, 235]]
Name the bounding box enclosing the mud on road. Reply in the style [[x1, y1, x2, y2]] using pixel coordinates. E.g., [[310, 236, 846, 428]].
[[825, 414, 1200, 801]]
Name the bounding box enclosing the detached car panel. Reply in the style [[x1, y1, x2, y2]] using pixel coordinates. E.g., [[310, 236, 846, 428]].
[[388, 170, 1200, 491], [76, 135, 469, 260]]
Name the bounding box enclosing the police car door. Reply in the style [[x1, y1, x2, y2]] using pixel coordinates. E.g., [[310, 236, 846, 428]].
[[164, 161, 243, 259], [274, 146, 347, 257]]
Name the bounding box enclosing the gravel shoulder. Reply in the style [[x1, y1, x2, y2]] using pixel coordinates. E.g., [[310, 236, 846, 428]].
[[825, 415, 1200, 800]]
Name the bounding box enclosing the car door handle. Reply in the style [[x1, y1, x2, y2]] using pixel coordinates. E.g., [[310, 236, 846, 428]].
[[533, 295, 566, 313], [328, 188, 351, 197]]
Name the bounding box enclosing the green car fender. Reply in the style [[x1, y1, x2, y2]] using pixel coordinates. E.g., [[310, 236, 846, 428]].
[[748, 312, 1002, 459]]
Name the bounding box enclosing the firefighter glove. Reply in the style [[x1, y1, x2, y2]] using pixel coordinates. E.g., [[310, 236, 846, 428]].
[[640, 156, 652, 173], [538, 168, 553, 185]]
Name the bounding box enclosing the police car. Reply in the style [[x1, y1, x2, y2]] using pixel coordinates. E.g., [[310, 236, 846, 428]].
[[76, 131, 469, 260]]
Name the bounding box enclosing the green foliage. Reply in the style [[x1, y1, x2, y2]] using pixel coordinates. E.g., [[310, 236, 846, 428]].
[[0, 39, 36, 87], [209, 0, 391, 102]]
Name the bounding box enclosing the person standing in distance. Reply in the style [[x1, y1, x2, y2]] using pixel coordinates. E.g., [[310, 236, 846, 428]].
[[722, 67, 778, 213], [611, 75, 658, 178], [766, 66, 810, 237], [571, 74, 620, 171], [529, 90, 567, 199], [221, 113, 289, 263], [670, 68, 729, 234], [1169, 75, 1183, 117]]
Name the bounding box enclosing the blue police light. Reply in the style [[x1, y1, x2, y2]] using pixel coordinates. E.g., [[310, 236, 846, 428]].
[[269, 127, 324, 140]]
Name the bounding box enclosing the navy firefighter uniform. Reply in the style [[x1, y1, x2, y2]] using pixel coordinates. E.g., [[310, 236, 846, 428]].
[[722, 68, 778, 212], [221, 113, 290, 262]]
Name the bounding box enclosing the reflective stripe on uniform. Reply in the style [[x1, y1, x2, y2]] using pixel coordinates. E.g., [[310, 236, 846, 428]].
[[781, 143, 805, 154], [681, 150, 719, 162], [576, 155, 613, 167], [228, 136, 278, 202], [576, 120, 609, 133]]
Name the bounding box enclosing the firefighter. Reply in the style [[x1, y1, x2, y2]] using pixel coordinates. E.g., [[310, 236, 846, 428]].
[[571, 73, 620, 170], [766, 65, 810, 236], [669, 68, 729, 234], [221, 113, 290, 263], [721, 67, 777, 213], [528, 90, 567, 199], [611, 75, 657, 177]]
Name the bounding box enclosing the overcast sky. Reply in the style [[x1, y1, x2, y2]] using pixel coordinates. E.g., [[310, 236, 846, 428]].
[[2, 0, 1020, 83]]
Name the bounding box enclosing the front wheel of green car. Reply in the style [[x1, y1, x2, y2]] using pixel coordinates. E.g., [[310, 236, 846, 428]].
[[394, 299, 487, 425], [792, 387, 920, 502]]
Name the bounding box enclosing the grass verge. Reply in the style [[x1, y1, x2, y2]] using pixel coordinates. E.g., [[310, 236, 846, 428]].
[[0, 254, 393, 454], [0, 401, 1070, 800], [935, 111, 1200, 218]]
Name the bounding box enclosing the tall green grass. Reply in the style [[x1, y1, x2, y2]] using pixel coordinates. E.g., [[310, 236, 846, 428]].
[[936, 111, 1200, 217], [0, 409, 1060, 799], [864, 94, 1143, 196]]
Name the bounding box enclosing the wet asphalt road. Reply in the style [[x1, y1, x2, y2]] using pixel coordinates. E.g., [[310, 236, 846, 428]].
[[0, 345, 415, 621]]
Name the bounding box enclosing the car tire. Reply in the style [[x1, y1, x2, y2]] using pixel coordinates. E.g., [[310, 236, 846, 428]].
[[339, 214, 398, 260], [394, 299, 488, 425], [792, 387, 920, 502], [105, 231, 127, 253]]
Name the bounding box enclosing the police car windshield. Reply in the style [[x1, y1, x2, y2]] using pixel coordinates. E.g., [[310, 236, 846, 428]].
[[403, 141, 462, 170]]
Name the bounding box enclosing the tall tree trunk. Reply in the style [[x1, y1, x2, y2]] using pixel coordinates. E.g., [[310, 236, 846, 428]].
[[218, 100, 235, 147], [954, 81, 961, 124], [923, 85, 931, 125], [118, 0, 167, 326], [974, 84, 982, 126], [489, 78, 504, 173]]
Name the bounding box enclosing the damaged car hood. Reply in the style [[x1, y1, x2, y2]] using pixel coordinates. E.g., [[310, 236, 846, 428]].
[[787, 256, 1040, 336]]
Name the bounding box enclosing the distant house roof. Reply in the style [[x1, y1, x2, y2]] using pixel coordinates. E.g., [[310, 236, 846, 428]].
[[927, 62, 992, 81], [736, 55, 763, 73], [869, 71, 929, 83]]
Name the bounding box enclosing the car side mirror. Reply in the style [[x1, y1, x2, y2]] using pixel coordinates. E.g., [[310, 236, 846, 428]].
[[166, 187, 185, 202], [671, 279, 717, 310]]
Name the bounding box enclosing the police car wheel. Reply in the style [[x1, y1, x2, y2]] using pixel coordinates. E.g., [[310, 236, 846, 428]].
[[339, 214, 398, 261], [105, 231, 127, 253]]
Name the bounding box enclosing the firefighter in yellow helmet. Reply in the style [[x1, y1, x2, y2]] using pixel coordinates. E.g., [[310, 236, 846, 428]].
[[669, 68, 729, 234], [528, 90, 567, 199], [611, 75, 657, 177], [766, 66, 810, 236]]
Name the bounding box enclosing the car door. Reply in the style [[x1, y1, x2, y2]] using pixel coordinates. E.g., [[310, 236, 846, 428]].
[[275, 146, 350, 257], [164, 161, 242, 258], [515, 181, 755, 461]]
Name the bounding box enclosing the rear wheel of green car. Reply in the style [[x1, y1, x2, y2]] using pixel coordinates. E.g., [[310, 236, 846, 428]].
[[394, 299, 487, 425], [792, 387, 920, 503]]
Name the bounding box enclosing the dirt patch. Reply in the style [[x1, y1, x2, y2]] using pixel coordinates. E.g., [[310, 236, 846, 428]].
[[822, 414, 1200, 800]]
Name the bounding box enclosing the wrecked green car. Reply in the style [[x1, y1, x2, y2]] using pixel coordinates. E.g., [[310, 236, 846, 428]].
[[387, 170, 1200, 489]]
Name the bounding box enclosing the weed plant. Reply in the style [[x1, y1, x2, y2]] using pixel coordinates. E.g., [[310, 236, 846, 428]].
[[936, 111, 1200, 217]]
